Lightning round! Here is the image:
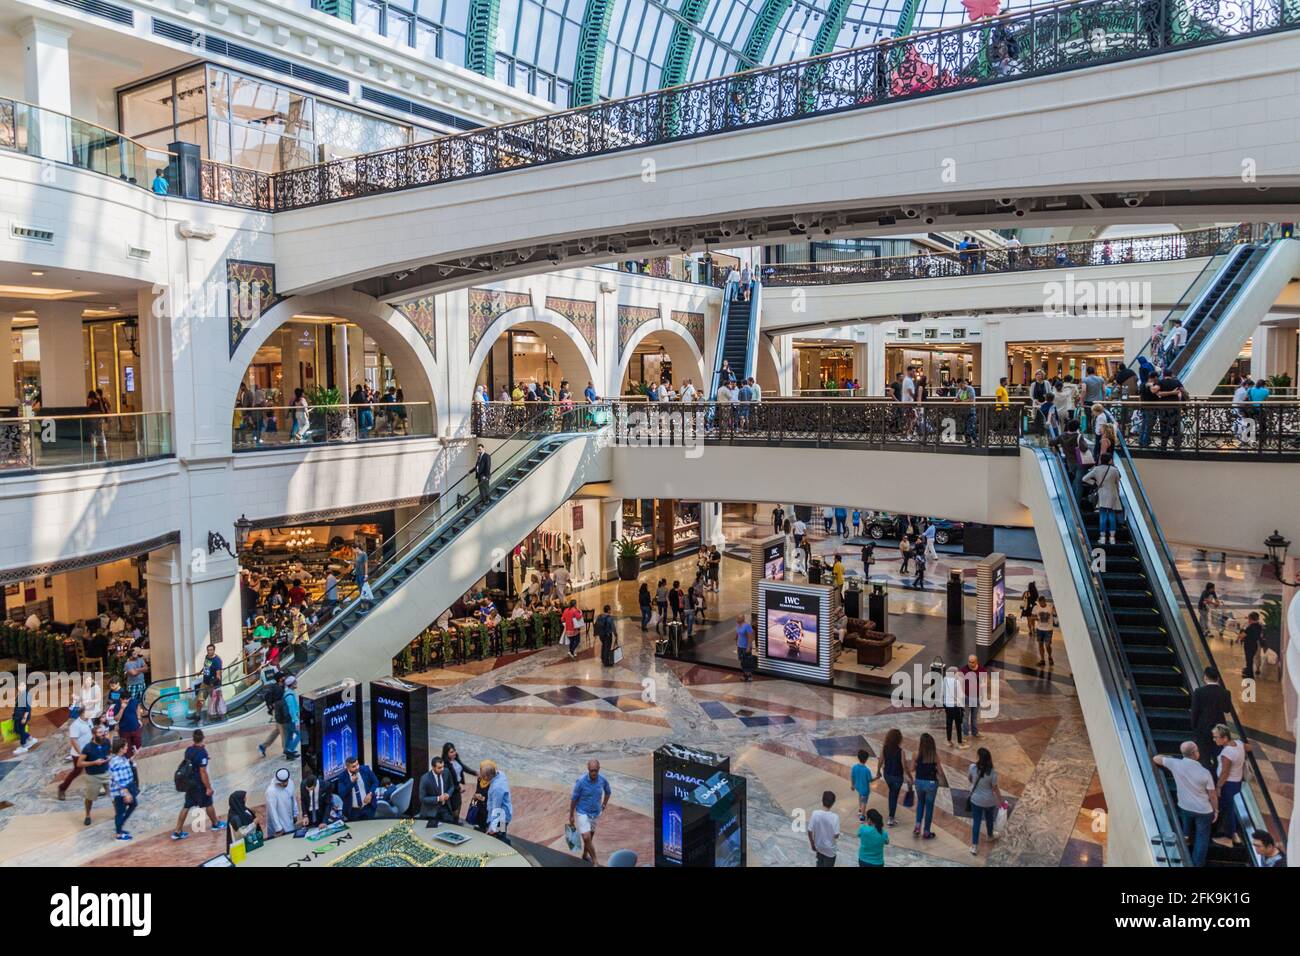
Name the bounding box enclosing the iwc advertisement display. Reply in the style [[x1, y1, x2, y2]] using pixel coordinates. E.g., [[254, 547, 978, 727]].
[[756, 580, 834, 683], [300, 681, 365, 787], [653, 743, 746, 867], [369, 678, 430, 783]]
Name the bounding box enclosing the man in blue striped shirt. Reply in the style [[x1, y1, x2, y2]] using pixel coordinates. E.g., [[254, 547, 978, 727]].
[[482, 759, 512, 844]]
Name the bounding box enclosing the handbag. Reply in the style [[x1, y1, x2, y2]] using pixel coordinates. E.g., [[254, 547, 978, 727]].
[[465, 799, 485, 828], [243, 826, 265, 852], [902, 783, 915, 809]]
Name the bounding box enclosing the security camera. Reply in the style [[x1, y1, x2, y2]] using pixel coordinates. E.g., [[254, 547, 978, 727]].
[[921, 209, 938, 226], [648, 230, 667, 247], [901, 206, 920, 219], [996, 197, 1015, 207], [720, 221, 742, 238], [791, 214, 811, 231], [576, 240, 593, 254], [1121, 193, 1145, 208], [1012, 199, 1034, 218]]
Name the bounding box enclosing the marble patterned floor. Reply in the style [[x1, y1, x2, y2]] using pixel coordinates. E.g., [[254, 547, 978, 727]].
[[0, 543, 1290, 868]]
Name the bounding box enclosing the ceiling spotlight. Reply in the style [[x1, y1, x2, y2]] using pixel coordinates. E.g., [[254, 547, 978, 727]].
[[546, 244, 564, 265], [791, 214, 812, 231], [437, 265, 454, 277], [30, 270, 45, 277]]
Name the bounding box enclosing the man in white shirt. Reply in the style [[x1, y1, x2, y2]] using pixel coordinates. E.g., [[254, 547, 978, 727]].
[[792, 518, 807, 549], [716, 383, 734, 403], [1154, 742, 1218, 866], [900, 370, 917, 403], [109, 615, 126, 635], [1165, 318, 1188, 358], [747, 377, 762, 402], [56, 712, 95, 800], [808, 790, 840, 866], [680, 379, 697, 403]]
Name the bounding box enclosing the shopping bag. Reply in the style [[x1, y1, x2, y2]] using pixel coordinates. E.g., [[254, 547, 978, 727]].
[[207, 688, 227, 718], [564, 824, 582, 853], [993, 803, 1009, 836], [647, 609, 660, 628], [360, 581, 375, 603], [0, 719, 16, 743], [228, 840, 247, 865], [243, 826, 265, 852], [612, 643, 624, 665]]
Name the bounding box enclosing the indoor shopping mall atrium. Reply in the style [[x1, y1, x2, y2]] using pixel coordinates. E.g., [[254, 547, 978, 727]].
[[0, 0, 1297, 920]]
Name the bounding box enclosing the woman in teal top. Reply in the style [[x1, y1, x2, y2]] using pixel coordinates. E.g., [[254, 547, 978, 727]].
[[858, 808, 889, 866]]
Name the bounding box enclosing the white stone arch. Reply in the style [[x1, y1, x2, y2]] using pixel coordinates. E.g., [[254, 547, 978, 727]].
[[466, 305, 602, 395], [223, 287, 439, 435], [614, 317, 707, 396]]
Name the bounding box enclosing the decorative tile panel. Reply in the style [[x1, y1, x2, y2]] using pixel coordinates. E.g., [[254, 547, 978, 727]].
[[671, 309, 706, 354], [467, 288, 531, 356], [394, 295, 437, 361], [543, 296, 597, 354], [227, 260, 283, 358], [617, 304, 661, 356]]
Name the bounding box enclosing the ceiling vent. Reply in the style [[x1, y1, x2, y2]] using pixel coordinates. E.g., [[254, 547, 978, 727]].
[[52, 0, 133, 27], [10, 224, 55, 244], [126, 245, 152, 261]]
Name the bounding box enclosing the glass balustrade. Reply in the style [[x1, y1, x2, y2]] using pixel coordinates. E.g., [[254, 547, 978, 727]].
[[0, 412, 172, 472], [232, 402, 434, 450]]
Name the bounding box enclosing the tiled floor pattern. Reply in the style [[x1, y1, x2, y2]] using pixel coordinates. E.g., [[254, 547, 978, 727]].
[[0, 537, 1292, 868]]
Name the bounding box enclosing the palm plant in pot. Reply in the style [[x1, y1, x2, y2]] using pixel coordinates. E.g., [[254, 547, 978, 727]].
[[616, 536, 642, 580]]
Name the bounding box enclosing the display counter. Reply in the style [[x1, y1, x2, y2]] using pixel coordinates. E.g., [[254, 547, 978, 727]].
[[236, 819, 531, 868]]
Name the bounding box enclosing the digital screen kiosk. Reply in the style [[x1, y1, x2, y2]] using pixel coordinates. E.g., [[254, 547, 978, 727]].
[[757, 580, 834, 683], [369, 678, 429, 783], [750, 533, 788, 616], [654, 744, 740, 867], [301, 680, 364, 787], [976, 553, 1008, 648]]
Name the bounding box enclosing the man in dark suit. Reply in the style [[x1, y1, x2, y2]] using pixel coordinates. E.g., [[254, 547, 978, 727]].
[[300, 770, 330, 827], [419, 756, 457, 824], [474, 443, 492, 508], [335, 757, 380, 821], [1190, 667, 1233, 774]]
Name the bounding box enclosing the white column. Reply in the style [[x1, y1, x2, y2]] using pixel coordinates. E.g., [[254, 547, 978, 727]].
[[51, 567, 97, 624], [0, 313, 16, 407], [17, 18, 72, 164], [145, 546, 185, 683], [35, 301, 85, 408], [980, 318, 1005, 394], [702, 502, 725, 547], [867, 324, 888, 397]]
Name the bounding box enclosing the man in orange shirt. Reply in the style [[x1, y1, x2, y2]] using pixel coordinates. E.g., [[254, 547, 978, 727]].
[[561, 599, 585, 659]]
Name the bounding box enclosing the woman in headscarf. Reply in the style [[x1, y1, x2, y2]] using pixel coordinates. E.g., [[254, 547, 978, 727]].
[[226, 790, 258, 850]]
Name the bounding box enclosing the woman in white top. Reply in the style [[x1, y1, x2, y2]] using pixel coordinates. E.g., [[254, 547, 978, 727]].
[[1212, 724, 1246, 841], [77, 674, 103, 721]]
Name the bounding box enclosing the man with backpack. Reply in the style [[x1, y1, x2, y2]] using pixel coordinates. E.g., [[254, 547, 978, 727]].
[[258, 672, 298, 759], [172, 729, 224, 840]]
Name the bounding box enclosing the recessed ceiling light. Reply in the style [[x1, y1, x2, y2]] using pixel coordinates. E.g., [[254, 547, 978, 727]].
[[30, 270, 45, 277]]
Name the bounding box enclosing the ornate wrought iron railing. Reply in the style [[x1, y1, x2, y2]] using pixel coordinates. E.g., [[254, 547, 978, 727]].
[[200, 159, 275, 211], [474, 397, 1300, 457], [232, 402, 435, 451], [762, 225, 1251, 287], [265, 0, 1299, 211], [1102, 399, 1300, 456]]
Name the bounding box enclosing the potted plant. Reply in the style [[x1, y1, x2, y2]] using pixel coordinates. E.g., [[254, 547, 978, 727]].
[[616, 536, 642, 580]]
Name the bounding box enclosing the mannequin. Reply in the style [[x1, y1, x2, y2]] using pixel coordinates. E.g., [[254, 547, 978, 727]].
[[575, 539, 587, 581]]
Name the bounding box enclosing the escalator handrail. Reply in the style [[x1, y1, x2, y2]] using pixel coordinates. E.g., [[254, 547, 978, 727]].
[[147, 405, 602, 728], [1127, 223, 1275, 372], [1164, 244, 1271, 378], [1034, 430, 1186, 863], [1113, 437, 1288, 857]]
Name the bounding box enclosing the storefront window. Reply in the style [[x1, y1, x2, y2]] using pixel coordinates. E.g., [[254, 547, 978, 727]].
[[315, 102, 411, 157]]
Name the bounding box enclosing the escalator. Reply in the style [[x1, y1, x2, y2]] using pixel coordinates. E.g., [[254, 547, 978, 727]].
[[711, 279, 760, 397], [1024, 432, 1288, 865], [144, 405, 608, 730], [1131, 229, 1300, 395]]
